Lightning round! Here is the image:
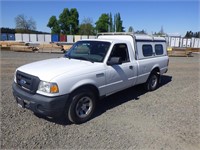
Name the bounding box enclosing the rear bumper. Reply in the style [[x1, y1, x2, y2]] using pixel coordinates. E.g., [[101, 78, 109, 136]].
[[12, 82, 69, 117]]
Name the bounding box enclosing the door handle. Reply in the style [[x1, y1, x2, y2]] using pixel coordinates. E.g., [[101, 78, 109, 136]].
[[129, 66, 133, 69]]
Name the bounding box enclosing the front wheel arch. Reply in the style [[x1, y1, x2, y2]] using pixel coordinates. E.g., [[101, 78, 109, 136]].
[[65, 85, 99, 124]]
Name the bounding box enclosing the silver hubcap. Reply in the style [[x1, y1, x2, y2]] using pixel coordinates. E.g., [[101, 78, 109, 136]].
[[150, 75, 157, 88], [75, 96, 93, 118]]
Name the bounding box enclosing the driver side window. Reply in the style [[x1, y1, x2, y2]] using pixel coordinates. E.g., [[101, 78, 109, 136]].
[[109, 43, 130, 63]]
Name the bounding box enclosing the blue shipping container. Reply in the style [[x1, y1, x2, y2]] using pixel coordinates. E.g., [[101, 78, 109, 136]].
[[1, 33, 7, 41], [8, 34, 15, 41], [52, 34, 59, 42]]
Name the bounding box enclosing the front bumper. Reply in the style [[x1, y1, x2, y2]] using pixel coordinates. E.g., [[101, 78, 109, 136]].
[[12, 82, 69, 117]]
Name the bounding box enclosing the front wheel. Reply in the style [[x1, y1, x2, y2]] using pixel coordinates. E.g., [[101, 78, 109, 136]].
[[145, 72, 159, 91], [66, 89, 96, 124]]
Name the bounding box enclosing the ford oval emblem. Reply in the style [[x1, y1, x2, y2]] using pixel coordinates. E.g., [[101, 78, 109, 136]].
[[20, 79, 26, 85]]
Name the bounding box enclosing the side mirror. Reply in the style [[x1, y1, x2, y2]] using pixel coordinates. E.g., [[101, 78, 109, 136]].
[[107, 57, 122, 65]]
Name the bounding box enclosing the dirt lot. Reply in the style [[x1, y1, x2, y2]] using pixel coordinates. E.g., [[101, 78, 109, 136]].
[[1, 51, 200, 149]]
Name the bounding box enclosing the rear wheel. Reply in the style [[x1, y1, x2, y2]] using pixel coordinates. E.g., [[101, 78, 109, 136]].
[[145, 72, 159, 91], [66, 88, 96, 124]]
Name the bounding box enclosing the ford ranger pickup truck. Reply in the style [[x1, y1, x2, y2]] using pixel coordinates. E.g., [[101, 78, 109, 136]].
[[12, 32, 169, 124]]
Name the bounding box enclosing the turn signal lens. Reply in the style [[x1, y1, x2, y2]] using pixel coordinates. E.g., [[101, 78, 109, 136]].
[[50, 84, 59, 93]]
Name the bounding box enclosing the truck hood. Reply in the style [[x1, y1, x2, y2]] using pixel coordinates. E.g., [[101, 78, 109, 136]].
[[17, 57, 98, 81]]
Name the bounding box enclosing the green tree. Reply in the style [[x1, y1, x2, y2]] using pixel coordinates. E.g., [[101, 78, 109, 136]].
[[109, 13, 114, 32], [135, 30, 147, 34], [79, 18, 94, 35], [128, 26, 134, 32], [15, 14, 36, 33], [185, 31, 193, 38], [59, 8, 70, 34], [58, 8, 79, 35], [95, 13, 109, 33], [47, 16, 60, 34], [114, 13, 124, 32], [69, 8, 79, 35]]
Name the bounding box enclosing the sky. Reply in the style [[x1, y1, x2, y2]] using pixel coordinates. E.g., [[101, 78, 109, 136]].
[[1, 0, 199, 36]]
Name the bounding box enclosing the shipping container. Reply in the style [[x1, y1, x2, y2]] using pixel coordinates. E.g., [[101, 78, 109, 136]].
[[52, 34, 59, 42], [81, 35, 88, 40], [67, 35, 74, 43], [174, 38, 180, 47], [194, 38, 199, 48], [198, 39, 200, 48], [1, 33, 7, 41], [30, 34, 37, 42], [60, 35, 67, 42], [191, 38, 195, 48], [170, 37, 175, 47], [179, 38, 183, 47], [15, 33, 22, 41], [168, 37, 171, 47], [45, 34, 51, 43], [74, 35, 81, 42], [8, 34, 15, 41], [89, 36, 96, 39], [22, 34, 30, 42], [182, 39, 187, 47], [187, 39, 191, 47], [38, 34, 45, 42]]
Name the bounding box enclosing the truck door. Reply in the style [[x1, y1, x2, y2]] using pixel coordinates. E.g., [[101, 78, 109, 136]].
[[105, 43, 137, 95]]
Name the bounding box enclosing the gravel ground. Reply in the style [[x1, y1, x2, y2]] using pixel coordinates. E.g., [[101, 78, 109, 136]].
[[1, 50, 200, 149]]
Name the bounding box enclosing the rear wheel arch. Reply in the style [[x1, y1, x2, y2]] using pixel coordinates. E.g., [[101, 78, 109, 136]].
[[145, 67, 161, 91]]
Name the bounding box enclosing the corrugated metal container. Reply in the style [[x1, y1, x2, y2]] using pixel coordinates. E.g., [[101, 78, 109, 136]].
[[30, 34, 37, 42], [8, 34, 15, 41], [45, 34, 51, 43], [187, 39, 191, 47], [22, 34, 30, 42], [191, 38, 195, 48], [179, 38, 183, 47], [168, 37, 171, 47], [198, 39, 200, 48], [194, 38, 199, 48], [74, 35, 81, 42], [67, 35, 74, 43], [89, 36, 96, 39], [182, 39, 187, 47], [174, 38, 180, 47], [60, 35, 67, 42], [81, 35, 88, 40], [15, 33, 22, 41], [52, 34, 59, 42], [170, 37, 175, 47], [1, 33, 7, 41], [38, 34, 45, 42]]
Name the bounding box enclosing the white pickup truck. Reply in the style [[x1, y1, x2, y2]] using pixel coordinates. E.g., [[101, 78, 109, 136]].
[[12, 33, 169, 124]]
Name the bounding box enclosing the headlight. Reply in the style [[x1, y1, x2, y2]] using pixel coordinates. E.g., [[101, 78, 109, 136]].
[[38, 81, 59, 93]]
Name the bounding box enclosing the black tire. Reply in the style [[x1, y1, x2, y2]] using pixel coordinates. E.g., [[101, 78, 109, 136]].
[[66, 88, 96, 124], [145, 72, 159, 91]]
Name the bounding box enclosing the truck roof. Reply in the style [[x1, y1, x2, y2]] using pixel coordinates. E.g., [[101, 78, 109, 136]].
[[80, 38, 131, 44], [98, 32, 166, 42]]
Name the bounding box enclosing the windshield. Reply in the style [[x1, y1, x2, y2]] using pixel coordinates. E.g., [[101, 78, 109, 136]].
[[64, 41, 111, 62]]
